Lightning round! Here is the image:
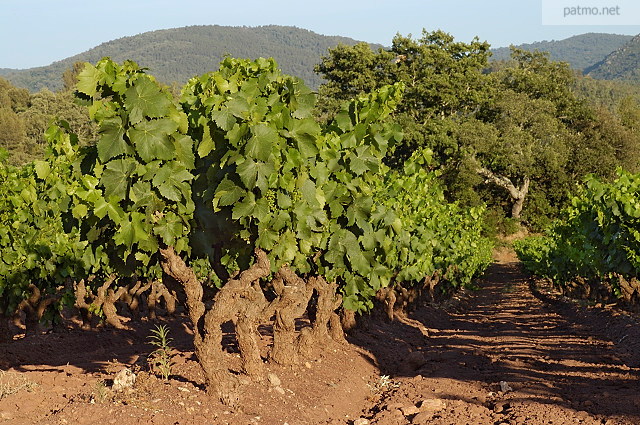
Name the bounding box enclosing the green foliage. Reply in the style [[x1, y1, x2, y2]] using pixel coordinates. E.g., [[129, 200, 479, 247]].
[[20, 90, 97, 152], [379, 149, 493, 291], [318, 35, 640, 227], [0, 56, 493, 322], [0, 106, 29, 163], [181, 56, 492, 312], [316, 30, 491, 164], [73, 58, 196, 277], [0, 76, 98, 166], [0, 123, 88, 318], [515, 169, 640, 293], [0, 77, 30, 112], [183, 57, 404, 310]]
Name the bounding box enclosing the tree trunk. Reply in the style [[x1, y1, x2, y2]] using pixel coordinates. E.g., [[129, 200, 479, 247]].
[[97, 277, 127, 329], [295, 276, 345, 357], [17, 284, 59, 336], [74, 277, 95, 330], [477, 167, 530, 218], [269, 267, 314, 365], [159, 246, 271, 405]]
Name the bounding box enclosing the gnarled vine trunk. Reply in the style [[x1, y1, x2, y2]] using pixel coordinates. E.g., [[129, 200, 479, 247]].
[[159, 246, 271, 404], [269, 266, 315, 365], [159, 246, 347, 405], [147, 280, 177, 320], [119, 279, 152, 318], [74, 275, 127, 329], [17, 284, 59, 336]]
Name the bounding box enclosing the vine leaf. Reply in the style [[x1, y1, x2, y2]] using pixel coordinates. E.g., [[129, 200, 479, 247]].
[[153, 211, 183, 247], [101, 158, 137, 199], [152, 162, 193, 202], [97, 116, 131, 162], [114, 212, 149, 251], [129, 118, 178, 163], [232, 192, 256, 219], [211, 110, 236, 131], [214, 178, 245, 208], [290, 118, 320, 158], [236, 158, 275, 192], [246, 124, 277, 162], [75, 63, 99, 97], [124, 78, 172, 124]]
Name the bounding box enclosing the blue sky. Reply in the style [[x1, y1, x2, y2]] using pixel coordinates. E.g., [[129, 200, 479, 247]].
[[1, 0, 639, 69]]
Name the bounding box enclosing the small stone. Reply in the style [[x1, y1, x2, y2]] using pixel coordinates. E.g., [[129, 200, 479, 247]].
[[274, 386, 285, 395], [400, 405, 420, 416], [304, 362, 312, 369], [405, 351, 426, 371], [418, 398, 446, 412], [268, 373, 281, 387], [112, 368, 136, 391], [386, 402, 404, 411], [493, 402, 510, 413], [412, 412, 433, 425], [576, 410, 590, 419], [353, 419, 370, 425], [177, 386, 190, 392], [583, 400, 594, 407], [499, 381, 513, 393]]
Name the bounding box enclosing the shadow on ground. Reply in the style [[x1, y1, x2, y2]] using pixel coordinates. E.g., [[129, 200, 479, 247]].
[[347, 260, 640, 420]]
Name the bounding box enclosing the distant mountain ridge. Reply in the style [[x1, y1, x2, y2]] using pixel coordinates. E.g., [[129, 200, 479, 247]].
[[4, 28, 640, 92], [1, 25, 375, 92], [586, 34, 640, 81], [491, 33, 633, 72]]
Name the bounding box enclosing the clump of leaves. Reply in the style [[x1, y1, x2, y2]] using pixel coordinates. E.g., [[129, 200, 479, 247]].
[[0, 370, 36, 400], [147, 324, 175, 381]]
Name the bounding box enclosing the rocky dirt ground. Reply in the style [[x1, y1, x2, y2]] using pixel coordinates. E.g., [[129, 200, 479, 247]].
[[1, 248, 639, 425]]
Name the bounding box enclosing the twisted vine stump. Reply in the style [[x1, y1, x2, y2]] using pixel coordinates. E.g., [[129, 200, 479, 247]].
[[160, 246, 270, 405], [74, 275, 128, 329], [17, 284, 59, 336], [269, 266, 315, 365], [160, 246, 347, 405]]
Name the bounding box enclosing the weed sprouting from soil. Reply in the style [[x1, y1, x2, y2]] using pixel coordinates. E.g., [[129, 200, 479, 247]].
[[91, 380, 110, 404], [367, 374, 399, 395], [0, 370, 36, 400], [147, 324, 175, 381]]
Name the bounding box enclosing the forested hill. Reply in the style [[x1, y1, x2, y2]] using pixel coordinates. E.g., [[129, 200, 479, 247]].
[[1, 25, 373, 92], [491, 33, 633, 72], [586, 34, 640, 81]]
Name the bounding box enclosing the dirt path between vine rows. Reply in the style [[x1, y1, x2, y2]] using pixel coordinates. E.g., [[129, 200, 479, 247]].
[[349, 248, 640, 425], [1, 248, 640, 425]]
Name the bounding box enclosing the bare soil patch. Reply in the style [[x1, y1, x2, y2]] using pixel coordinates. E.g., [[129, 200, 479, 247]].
[[1, 249, 639, 424]]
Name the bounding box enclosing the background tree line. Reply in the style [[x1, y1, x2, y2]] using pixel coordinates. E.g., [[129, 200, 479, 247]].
[[314, 30, 640, 229], [2, 28, 640, 230], [0, 68, 97, 165]]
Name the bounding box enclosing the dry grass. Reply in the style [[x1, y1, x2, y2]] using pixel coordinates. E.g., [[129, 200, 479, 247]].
[[0, 370, 36, 400]]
